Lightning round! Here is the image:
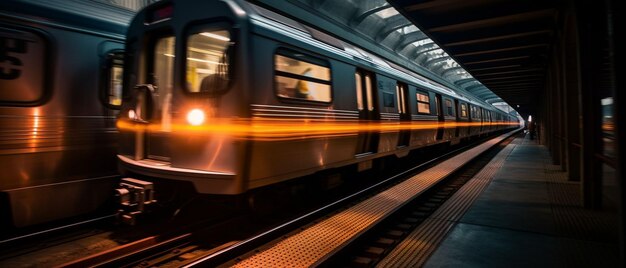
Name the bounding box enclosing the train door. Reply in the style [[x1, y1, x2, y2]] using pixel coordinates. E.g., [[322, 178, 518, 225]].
[[396, 82, 410, 147], [145, 35, 175, 161], [355, 69, 379, 155], [487, 111, 493, 132], [468, 104, 477, 137], [454, 99, 460, 137], [479, 107, 485, 134], [435, 94, 444, 140]]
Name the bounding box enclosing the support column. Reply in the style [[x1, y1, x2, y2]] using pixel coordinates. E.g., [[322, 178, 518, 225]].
[[539, 91, 547, 146], [557, 39, 569, 172], [549, 54, 561, 165], [577, 0, 604, 209], [608, 0, 625, 265], [563, 9, 582, 181], [544, 70, 553, 151]]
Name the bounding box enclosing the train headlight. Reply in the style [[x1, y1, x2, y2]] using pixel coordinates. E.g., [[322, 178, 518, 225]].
[[128, 109, 137, 120], [187, 109, 205, 126]]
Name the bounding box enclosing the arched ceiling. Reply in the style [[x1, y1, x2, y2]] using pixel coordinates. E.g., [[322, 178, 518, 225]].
[[386, 0, 557, 118]]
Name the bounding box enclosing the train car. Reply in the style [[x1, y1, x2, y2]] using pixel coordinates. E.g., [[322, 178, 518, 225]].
[[115, 0, 517, 220], [0, 0, 133, 228]]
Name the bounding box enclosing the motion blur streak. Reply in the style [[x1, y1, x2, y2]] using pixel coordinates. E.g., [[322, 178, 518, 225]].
[[117, 119, 518, 141]]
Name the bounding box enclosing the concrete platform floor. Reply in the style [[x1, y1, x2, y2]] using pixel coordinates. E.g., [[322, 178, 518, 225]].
[[424, 134, 619, 268]]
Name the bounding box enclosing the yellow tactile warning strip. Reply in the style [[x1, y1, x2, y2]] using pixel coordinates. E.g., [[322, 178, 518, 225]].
[[376, 135, 517, 268], [230, 130, 519, 268]]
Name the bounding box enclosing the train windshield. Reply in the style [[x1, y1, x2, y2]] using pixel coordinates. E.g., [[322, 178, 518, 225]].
[[151, 35, 175, 130], [154, 36, 175, 92], [186, 29, 231, 93]]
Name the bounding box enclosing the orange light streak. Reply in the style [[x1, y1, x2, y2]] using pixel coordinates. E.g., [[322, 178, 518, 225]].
[[118, 118, 519, 141], [29, 109, 41, 150]]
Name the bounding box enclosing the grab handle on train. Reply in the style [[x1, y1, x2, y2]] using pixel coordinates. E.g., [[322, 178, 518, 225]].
[[127, 84, 157, 123]]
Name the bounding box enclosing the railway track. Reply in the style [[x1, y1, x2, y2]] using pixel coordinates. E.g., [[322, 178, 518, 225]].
[[0, 130, 518, 267], [81, 132, 516, 267], [211, 129, 519, 267]]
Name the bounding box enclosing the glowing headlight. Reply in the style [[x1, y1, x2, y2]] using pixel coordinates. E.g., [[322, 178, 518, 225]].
[[187, 109, 205, 126], [128, 109, 136, 120]]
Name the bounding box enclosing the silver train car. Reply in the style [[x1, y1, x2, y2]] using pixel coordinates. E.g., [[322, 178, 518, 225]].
[[116, 0, 518, 209], [0, 0, 132, 228]]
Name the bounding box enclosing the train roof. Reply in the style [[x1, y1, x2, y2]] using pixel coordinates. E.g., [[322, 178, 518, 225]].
[[127, 0, 510, 114]]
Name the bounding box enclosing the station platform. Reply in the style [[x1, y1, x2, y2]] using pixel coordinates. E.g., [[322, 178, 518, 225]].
[[419, 134, 620, 267], [217, 131, 619, 267]]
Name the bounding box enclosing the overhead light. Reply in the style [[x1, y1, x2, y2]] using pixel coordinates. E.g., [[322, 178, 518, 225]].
[[200, 32, 230, 41]]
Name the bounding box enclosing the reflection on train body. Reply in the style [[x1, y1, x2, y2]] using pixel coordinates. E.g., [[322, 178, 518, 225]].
[[0, 0, 132, 228]]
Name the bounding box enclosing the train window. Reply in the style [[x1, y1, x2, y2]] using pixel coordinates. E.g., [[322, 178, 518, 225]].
[[275, 49, 331, 103], [186, 29, 231, 93], [365, 74, 373, 111], [103, 51, 123, 107], [154, 35, 175, 86], [141, 34, 176, 128], [416, 91, 430, 114], [355, 72, 363, 110], [434, 96, 440, 116], [0, 26, 48, 105], [460, 103, 468, 118], [445, 99, 454, 116], [395, 85, 401, 111]]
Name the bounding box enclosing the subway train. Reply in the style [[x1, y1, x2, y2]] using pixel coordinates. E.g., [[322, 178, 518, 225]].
[[0, 0, 133, 228], [116, 0, 518, 219]]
